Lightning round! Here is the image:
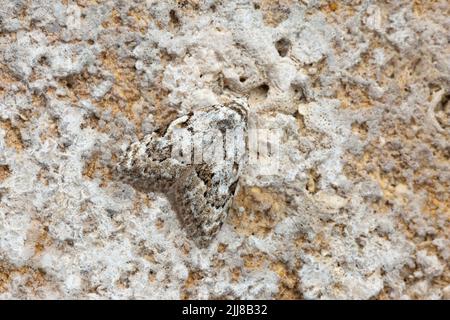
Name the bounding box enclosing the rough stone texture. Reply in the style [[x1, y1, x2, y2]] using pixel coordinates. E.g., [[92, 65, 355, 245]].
[[0, 0, 448, 299]]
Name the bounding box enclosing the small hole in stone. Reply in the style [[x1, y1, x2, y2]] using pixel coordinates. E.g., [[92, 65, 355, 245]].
[[275, 38, 291, 57], [254, 3, 260, 10], [169, 9, 180, 27], [292, 84, 306, 102], [239, 76, 247, 83], [249, 83, 270, 104], [294, 111, 305, 132], [38, 56, 49, 66], [259, 83, 269, 95]]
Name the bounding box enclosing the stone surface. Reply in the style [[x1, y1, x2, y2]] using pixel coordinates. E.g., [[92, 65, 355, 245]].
[[0, 0, 448, 299]]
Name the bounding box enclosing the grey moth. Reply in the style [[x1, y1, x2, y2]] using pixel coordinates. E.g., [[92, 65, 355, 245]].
[[116, 100, 248, 247]]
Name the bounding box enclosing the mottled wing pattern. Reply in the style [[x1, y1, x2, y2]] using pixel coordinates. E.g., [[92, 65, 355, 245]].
[[116, 101, 248, 247]]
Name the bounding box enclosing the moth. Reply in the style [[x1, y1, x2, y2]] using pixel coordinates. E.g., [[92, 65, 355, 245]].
[[116, 100, 248, 247]]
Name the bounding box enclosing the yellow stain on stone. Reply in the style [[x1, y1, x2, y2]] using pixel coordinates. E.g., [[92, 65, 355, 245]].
[[0, 120, 24, 152], [270, 261, 302, 299], [229, 186, 287, 237]]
